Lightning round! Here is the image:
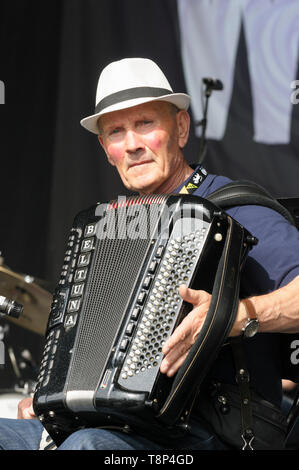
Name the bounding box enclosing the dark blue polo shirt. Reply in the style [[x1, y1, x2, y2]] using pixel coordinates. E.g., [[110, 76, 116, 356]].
[[175, 166, 299, 407]]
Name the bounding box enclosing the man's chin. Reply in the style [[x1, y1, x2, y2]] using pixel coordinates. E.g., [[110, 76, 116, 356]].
[[126, 175, 164, 195]]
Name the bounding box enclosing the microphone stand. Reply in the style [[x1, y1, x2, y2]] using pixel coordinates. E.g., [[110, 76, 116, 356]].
[[196, 78, 224, 164], [197, 85, 212, 164]]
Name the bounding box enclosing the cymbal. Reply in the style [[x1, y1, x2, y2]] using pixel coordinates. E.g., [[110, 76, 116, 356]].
[[0, 265, 52, 336]]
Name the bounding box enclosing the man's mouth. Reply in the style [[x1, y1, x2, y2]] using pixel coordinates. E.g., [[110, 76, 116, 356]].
[[129, 160, 153, 169]]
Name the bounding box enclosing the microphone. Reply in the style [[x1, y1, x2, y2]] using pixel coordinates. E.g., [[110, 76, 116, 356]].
[[202, 77, 223, 91], [0, 295, 23, 318]]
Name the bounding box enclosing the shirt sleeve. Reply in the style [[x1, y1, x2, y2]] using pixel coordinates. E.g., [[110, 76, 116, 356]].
[[226, 203, 299, 297], [195, 173, 299, 296]]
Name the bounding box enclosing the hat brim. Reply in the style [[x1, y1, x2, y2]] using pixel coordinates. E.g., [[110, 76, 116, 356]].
[[80, 93, 190, 134]]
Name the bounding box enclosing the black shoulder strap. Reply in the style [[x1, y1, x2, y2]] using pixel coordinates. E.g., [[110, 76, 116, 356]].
[[206, 180, 295, 226]]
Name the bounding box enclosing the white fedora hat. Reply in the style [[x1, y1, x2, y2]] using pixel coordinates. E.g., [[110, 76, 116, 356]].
[[80, 58, 190, 134]]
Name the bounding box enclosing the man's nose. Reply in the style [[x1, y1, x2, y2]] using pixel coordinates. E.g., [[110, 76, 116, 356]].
[[125, 130, 144, 153]]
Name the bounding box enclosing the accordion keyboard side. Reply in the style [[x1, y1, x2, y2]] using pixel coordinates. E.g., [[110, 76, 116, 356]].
[[33, 199, 164, 405]]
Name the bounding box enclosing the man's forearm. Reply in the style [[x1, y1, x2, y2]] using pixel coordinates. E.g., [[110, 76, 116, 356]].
[[233, 275, 299, 335]]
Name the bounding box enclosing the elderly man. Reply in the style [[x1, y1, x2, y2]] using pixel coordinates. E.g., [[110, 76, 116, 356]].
[[1, 58, 299, 451]]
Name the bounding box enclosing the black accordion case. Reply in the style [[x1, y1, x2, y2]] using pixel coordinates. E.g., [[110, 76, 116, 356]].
[[33, 194, 254, 445]]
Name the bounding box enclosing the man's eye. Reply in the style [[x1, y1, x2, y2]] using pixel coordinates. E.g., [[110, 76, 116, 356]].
[[138, 120, 153, 127], [110, 128, 121, 135]]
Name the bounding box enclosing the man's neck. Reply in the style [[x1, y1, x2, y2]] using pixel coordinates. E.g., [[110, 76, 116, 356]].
[[153, 161, 194, 195]]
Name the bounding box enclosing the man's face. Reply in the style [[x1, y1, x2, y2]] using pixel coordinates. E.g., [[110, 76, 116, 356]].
[[98, 101, 190, 194]]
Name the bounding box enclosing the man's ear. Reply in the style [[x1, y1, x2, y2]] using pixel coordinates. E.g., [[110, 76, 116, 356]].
[[176, 110, 190, 149], [97, 134, 103, 147], [97, 135, 115, 166]]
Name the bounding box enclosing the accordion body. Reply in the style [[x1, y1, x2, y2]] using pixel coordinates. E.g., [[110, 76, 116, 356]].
[[33, 194, 253, 445]]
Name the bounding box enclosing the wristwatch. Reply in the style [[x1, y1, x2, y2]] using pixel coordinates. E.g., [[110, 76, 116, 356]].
[[242, 299, 259, 338]]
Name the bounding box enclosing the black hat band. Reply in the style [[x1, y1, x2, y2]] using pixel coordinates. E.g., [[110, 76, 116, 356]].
[[95, 86, 173, 114]]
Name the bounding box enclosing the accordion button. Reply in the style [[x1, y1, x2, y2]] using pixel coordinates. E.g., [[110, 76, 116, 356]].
[[137, 292, 146, 305], [156, 245, 164, 257], [115, 352, 125, 365], [74, 268, 87, 282], [55, 329, 61, 339], [64, 313, 78, 328], [149, 261, 157, 274], [142, 276, 152, 289], [120, 339, 129, 351], [84, 224, 97, 237], [131, 307, 140, 320], [78, 253, 91, 267], [81, 238, 94, 252], [125, 322, 134, 335]]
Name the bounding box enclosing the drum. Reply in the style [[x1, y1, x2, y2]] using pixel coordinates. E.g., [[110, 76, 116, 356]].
[[0, 259, 52, 413]]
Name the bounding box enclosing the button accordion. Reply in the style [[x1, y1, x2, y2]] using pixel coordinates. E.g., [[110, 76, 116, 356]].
[[33, 194, 254, 445]]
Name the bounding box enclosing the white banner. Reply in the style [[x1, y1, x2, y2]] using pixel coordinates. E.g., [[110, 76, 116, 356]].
[[177, 0, 299, 144]]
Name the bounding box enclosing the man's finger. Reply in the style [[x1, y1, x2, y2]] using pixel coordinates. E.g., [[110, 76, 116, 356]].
[[17, 397, 36, 419], [179, 284, 210, 307], [162, 312, 194, 355], [161, 338, 191, 373], [164, 351, 189, 377]]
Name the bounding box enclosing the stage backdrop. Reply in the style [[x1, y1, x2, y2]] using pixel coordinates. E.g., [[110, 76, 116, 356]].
[[177, 0, 299, 197], [0, 0, 298, 289]]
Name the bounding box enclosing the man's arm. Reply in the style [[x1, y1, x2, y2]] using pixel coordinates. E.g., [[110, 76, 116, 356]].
[[160, 275, 299, 377], [235, 275, 299, 335]]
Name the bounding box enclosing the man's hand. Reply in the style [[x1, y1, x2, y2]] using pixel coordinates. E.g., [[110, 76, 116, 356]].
[[160, 276, 299, 377], [17, 397, 36, 419], [160, 285, 211, 377], [160, 284, 248, 377]]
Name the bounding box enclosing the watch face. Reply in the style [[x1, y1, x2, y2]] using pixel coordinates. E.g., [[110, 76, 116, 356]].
[[244, 319, 259, 338]]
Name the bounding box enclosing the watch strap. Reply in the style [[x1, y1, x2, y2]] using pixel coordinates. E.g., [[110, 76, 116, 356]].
[[243, 298, 257, 321], [242, 299, 259, 338]]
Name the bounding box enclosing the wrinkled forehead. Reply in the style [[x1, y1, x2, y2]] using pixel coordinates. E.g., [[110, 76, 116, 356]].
[[97, 100, 177, 134]]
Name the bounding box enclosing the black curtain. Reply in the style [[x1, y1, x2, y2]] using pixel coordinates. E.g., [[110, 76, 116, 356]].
[[0, 1, 62, 282], [0, 0, 199, 287]]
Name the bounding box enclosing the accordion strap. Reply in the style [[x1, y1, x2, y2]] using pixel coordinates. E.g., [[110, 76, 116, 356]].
[[231, 337, 255, 450], [206, 180, 295, 226], [157, 215, 246, 425]]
